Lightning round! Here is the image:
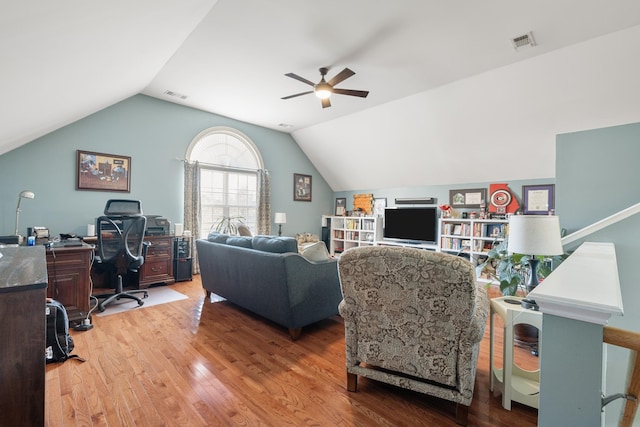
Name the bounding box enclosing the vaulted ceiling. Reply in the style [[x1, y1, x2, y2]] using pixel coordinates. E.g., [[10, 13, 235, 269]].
[[3, 1, 640, 190]]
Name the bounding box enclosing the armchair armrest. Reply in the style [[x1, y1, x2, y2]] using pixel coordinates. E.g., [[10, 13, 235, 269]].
[[467, 284, 489, 344]]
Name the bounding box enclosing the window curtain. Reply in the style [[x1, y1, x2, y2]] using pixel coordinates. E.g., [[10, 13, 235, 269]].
[[257, 169, 271, 235], [184, 161, 201, 274]]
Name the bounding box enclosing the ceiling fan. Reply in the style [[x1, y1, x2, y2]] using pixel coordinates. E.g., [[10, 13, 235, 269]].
[[281, 67, 369, 108]]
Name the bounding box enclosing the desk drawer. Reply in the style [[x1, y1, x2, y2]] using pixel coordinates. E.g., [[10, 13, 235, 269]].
[[146, 246, 171, 259], [143, 259, 170, 277], [145, 236, 172, 259]]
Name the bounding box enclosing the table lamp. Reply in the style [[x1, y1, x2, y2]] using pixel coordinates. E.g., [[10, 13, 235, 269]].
[[508, 215, 563, 310], [15, 190, 35, 242], [274, 212, 287, 236]]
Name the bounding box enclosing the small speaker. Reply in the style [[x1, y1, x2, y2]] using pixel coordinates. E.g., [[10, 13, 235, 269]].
[[394, 197, 436, 205]]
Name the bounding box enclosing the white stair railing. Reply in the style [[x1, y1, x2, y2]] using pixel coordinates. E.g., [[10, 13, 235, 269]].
[[561, 202, 640, 247]]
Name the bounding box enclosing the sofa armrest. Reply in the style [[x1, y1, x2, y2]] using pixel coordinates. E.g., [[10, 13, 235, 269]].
[[283, 255, 343, 327]]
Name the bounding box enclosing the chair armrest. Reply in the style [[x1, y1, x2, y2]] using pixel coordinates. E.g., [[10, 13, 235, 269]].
[[467, 284, 489, 344]]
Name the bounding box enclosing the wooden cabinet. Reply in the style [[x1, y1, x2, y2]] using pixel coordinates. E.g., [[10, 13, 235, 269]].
[[139, 235, 174, 288], [0, 246, 48, 426], [46, 244, 93, 326], [329, 216, 383, 256]]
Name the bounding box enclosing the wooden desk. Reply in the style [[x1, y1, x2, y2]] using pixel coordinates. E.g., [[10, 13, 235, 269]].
[[85, 235, 175, 289], [0, 245, 48, 426], [46, 243, 93, 326]]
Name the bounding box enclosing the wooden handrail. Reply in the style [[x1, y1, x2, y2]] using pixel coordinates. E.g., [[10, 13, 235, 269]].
[[603, 326, 640, 427]]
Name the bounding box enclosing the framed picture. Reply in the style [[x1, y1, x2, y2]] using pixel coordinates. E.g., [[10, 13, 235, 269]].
[[76, 150, 131, 192], [335, 198, 346, 216], [293, 173, 312, 202], [449, 188, 486, 208], [373, 198, 387, 217], [523, 184, 555, 215]]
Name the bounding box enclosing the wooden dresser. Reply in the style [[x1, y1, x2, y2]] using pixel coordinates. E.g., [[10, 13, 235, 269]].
[[46, 243, 93, 326], [0, 245, 48, 426]]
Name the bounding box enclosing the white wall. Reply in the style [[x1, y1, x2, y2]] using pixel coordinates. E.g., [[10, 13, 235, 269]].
[[294, 25, 640, 191]]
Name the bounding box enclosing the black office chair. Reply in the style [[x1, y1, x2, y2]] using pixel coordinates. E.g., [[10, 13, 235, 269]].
[[93, 199, 149, 312]]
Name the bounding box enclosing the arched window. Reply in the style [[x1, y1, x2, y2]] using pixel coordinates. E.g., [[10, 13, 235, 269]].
[[187, 127, 264, 237]]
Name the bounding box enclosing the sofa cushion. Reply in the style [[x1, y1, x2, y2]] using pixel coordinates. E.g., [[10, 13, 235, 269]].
[[207, 232, 228, 243], [252, 235, 298, 253], [226, 236, 253, 248], [301, 241, 331, 262]]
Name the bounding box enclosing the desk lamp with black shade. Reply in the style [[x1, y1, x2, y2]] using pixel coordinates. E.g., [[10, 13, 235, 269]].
[[507, 215, 563, 310]]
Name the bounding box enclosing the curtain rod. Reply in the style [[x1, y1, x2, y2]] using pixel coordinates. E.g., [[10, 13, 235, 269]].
[[175, 158, 267, 174]]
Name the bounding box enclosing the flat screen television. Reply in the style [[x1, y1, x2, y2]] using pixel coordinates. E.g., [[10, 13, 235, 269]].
[[383, 207, 438, 244]]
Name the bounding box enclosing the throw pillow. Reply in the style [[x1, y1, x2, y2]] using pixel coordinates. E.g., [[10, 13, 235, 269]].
[[301, 241, 331, 262]]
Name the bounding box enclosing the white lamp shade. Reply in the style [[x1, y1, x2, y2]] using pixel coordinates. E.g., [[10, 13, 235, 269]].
[[19, 190, 35, 199], [274, 212, 287, 224], [508, 215, 563, 256]]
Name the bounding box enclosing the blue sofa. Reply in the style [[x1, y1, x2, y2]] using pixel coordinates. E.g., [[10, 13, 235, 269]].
[[196, 233, 343, 339]]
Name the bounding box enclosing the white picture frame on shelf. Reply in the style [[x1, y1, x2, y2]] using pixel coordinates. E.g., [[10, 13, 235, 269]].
[[373, 198, 386, 217]]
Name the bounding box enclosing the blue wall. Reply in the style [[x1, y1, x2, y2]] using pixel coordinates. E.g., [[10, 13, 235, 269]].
[[335, 179, 553, 214], [554, 123, 640, 426], [0, 95, 335, 239]]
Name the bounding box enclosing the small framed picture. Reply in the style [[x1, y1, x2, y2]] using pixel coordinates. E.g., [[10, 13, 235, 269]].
[[293, 173, 312, 202], [523, 184, 555, 215], [373, 198, 387, 217], [77, 150, 131, 192], [335, 198, 346, 216], [449, 188, 486, 208]]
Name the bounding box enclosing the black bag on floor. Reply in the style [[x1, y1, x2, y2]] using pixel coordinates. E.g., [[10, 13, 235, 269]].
[[45, 299, 84, 363]]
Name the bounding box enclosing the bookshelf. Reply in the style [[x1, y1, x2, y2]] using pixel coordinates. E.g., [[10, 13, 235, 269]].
[[439, 218, 509, 268], [329, 216, 383, 256]]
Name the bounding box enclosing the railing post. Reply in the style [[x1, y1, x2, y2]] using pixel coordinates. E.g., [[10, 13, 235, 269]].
[[527, 242, 623, 427]]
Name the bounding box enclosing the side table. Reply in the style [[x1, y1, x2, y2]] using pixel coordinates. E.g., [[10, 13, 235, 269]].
[[490, 296, 543, 410]]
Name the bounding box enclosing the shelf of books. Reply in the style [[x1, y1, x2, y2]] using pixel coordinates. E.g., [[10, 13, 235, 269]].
[[329, 216, 383, 256], [439, 218, 509, 270]]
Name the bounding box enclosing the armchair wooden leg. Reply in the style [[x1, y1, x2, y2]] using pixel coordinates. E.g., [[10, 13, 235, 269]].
[[347, 372, 357, 392], [288, 328, 302, 340], [205, 290, 211, 298], [455, 403, 469, 426]]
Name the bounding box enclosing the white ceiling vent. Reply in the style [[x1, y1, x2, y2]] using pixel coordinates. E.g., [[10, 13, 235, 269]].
[[163, 90, 189, 100], [511, 32, 536, 50]]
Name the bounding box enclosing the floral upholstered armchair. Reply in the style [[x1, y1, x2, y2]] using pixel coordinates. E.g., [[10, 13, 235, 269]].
[[337, 246, 488, 426]]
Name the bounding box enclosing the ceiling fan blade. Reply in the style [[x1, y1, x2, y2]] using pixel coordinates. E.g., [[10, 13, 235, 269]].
[[327, 68, 355, 87], [333, 88, 369, 98], [284, 73, 316, 86], [321, 97, 331, 108], [281, 91, 314, 100]]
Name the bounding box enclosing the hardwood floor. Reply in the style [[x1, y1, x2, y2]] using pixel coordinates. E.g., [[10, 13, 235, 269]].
[[45, 278, 538, 426]]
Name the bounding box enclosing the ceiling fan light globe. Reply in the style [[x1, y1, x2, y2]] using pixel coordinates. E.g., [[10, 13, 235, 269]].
[[314, 82, 332, 99], [315, 89, 331, 99]]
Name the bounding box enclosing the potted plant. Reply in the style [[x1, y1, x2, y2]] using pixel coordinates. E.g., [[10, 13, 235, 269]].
[[476, 238, 563, 296], [210, 216, 246, 235], [476, 237, 566, 354]]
